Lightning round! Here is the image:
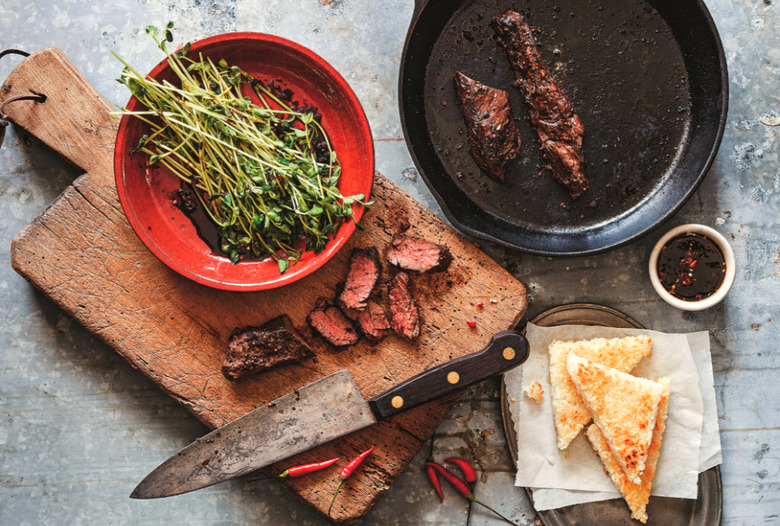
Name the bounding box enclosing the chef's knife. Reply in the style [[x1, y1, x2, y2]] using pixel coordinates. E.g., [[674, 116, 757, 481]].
[[131, 330, 528, 499]]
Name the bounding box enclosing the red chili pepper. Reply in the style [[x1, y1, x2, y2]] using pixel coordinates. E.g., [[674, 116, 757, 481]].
[[278, 457, 339, 479], [328, 446, 374, 515], [426, 464, 444, 502], [444, 457, 478, 485], [426, 463, 518, 526]]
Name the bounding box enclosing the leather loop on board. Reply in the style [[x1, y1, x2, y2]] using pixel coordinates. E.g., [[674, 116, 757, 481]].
[[0, 48, 30, 60], [0, 93, 47, 149], [1, 49, 47, 149]]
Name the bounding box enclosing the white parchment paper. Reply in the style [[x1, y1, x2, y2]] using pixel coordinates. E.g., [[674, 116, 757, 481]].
[[504, 324, 721, 510]]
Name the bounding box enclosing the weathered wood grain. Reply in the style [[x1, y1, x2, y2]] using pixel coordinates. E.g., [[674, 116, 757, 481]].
[[3, 47, 527, 524], [0, 47, 117, 180]]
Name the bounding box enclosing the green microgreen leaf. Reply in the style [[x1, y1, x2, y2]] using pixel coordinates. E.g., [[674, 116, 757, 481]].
[[112, 23, 369, 271]]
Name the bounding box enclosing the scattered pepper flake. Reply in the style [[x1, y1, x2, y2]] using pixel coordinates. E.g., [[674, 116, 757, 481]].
[[467, 321, 477, 328], [476, 301, 484, 308]]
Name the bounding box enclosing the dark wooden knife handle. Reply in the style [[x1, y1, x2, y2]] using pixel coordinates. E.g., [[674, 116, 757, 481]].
[[368, 330, 529, 420]]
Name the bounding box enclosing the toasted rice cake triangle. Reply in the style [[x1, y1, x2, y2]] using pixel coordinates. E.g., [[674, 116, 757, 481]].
[[548, 336, 652, 450], [567, 354, 663, 484], [586, 378, 670, 523]]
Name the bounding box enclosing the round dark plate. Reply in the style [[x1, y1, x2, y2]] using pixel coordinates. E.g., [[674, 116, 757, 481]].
[[115, 33, 374, 291], [499, 303, 723, 525]]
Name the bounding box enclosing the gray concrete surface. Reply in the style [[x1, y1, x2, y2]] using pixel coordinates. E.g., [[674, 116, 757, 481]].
[[1, 0, 778, 525]]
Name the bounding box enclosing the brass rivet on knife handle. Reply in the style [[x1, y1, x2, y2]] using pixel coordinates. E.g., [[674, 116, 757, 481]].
[[447, 371, 460, 384], [391, 396, 404, 409], [503, 347, 516, 360]]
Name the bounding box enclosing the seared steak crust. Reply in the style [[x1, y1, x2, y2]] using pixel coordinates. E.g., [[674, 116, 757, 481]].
[[222, 315, 314, 380], [307, 298, 359, 347], [338, 247, 382, 311], [491, 10, 588, 198], [389, 272, 421, 340], [454, 71, 522, 181], [386, 234, 452, 274], [345, 300, 391, 342]]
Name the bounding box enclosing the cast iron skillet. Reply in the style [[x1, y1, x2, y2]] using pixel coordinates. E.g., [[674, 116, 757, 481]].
[[399, 0, 728, 256]]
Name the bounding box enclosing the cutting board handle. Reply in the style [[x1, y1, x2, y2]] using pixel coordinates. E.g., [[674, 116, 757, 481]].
[[368, 330, 529, 419], [0, 47, 117, 179]]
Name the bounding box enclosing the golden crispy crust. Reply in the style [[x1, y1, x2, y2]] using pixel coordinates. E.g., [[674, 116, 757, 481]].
[[548, 336, 652, 450], [567, 354, 663, 484], [586, 379, 670, 523]]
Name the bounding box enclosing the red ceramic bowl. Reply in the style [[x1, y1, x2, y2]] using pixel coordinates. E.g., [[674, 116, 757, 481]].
[[114, 33, 374, 291]]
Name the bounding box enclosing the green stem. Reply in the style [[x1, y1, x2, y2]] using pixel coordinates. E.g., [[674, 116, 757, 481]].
[[112, 24, 367, 269]]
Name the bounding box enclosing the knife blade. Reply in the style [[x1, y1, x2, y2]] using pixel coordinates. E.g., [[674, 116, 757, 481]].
[[131, 330, 528, 499]]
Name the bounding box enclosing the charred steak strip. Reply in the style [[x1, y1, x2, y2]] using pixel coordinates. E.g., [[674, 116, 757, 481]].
[[454, 71, 522, 182], [338, 247, 382, 311], [389, 272, 421, 340], [222, 315, 314, 380], [345, 300, 391, 342], [491, 10, 588, 198], [386, 234, 453, 273], [307, 298, 359, 347]]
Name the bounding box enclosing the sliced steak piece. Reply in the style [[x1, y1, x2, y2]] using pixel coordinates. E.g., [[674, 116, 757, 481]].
[[222, 315, 314, 380], [338, 247, 382, 311], [389, 272, 421, 340], [454, 71, 522, 181], [386, 234, 453, 273], [345, 300, 391, 342], [307, 298, 359, 347], [491, 10, 588, 198]]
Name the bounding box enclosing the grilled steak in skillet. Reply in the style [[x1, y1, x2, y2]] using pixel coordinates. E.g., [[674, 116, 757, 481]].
[[453, 71, 522, 181], [338, 247, 382, 311], [389, 272, 421, 340], [222, 315, 314, 380], [491, 10, 588, 199], [307, 298, 359, 347], [386, 234, 452, 273]]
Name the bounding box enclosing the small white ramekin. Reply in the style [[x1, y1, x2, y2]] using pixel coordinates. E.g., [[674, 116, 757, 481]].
[[648, 224, 736, 311]]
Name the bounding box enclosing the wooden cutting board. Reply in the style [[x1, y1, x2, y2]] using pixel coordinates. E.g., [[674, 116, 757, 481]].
[[2, 48, 527, 524]]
